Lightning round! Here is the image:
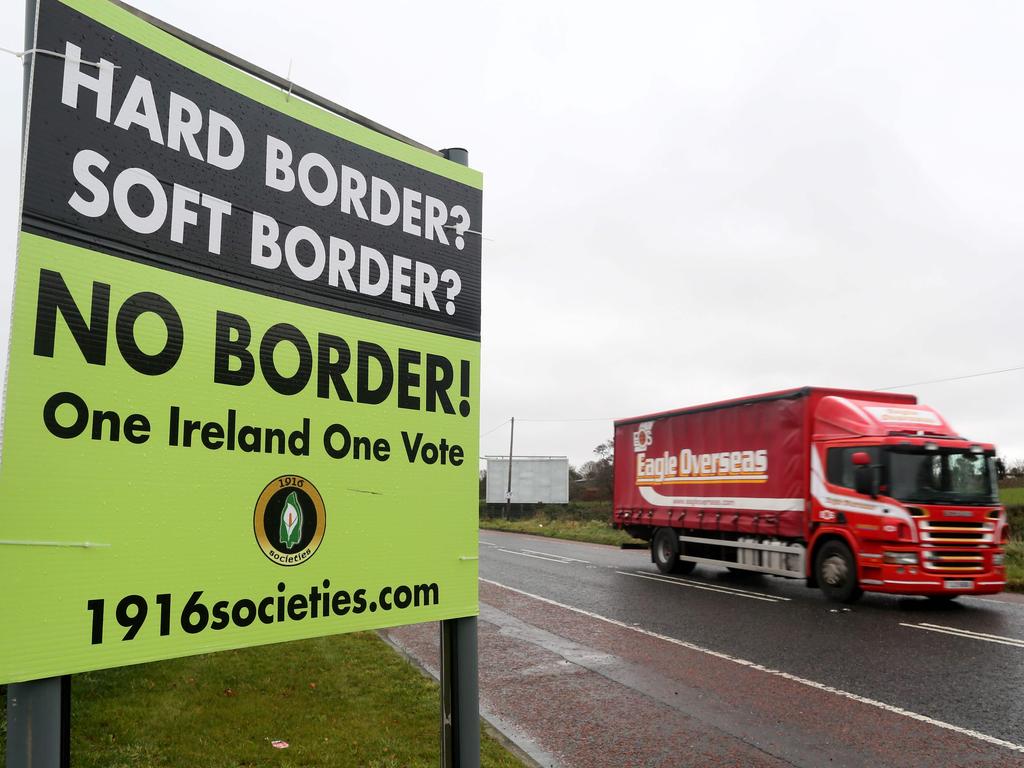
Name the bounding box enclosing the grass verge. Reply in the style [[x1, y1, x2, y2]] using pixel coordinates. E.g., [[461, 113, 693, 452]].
[[480, 516, 633, 547], [1001, 487, 1024, 507], [0, 633, 522, 768]]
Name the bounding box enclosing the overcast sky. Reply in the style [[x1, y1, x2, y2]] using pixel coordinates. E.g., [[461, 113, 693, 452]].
[[2, 0, 1022, 469]]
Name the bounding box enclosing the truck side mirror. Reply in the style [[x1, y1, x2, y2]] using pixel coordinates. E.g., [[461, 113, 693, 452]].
[[851, 452, 878, 497], [853, 466, 876, 497]]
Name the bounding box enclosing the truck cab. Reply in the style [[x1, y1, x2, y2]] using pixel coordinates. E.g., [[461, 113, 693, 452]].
[[809, 397, 1007, 601]]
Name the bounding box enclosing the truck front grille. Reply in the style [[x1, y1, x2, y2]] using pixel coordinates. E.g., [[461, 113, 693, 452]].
[[919, 520, 993, 547], [922, 550, 985, 572]]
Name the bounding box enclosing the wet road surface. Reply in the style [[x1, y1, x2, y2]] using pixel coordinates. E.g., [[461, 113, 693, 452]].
[[385, 530, 1024, 767]]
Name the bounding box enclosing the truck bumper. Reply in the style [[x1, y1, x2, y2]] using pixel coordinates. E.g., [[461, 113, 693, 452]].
[[859, 563, 1006, 596]]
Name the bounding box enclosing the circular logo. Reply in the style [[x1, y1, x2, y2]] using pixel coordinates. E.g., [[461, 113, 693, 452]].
[[253, 476, 326, 566]]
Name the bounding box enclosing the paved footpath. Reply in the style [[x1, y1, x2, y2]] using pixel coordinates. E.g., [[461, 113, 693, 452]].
[[384, 579, 1024, 768]]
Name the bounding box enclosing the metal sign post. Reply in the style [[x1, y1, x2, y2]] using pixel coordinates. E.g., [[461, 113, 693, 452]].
[[440, 614, 480, 768], [438, 147, 480, 768], [6, 676, 70, 768], [7, 3, 71, 767]]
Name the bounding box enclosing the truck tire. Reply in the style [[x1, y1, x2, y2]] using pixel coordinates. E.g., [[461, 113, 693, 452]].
[[652, 528, 696, 575], [815, 540, 862, 603]]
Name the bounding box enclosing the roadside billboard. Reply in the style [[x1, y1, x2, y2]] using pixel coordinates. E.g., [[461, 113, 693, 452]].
[[485, 457, 569, 504], [0, 0, 482, 683]]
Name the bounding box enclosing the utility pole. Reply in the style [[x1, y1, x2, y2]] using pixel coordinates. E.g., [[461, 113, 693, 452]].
[[504, 417, 515, 520]]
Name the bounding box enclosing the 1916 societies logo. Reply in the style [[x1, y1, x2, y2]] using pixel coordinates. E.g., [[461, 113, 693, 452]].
[[254, 476, 326, 566]]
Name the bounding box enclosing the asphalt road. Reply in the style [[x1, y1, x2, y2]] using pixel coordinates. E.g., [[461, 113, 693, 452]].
[[468, 529, 1024, 766]]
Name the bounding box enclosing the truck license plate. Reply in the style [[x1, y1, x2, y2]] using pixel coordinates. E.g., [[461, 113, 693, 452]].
[[944, 579, 973, 590]]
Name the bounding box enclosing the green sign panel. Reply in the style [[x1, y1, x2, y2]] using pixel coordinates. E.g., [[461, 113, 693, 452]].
[[1, 0, 482, 684]]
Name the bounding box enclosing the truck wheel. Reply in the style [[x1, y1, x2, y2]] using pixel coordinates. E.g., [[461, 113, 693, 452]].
[[815, 540, 862, 603], [652, 528, 695, 575]]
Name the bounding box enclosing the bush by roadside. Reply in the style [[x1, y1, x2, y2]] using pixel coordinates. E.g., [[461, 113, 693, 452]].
[[1006, 539, 1023, 591], [1005, 505, 1023, 591], [479, 500, 611, 521], [1006, 505, 1023, 534]]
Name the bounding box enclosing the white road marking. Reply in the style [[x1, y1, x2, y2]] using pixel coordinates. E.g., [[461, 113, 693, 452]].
[[522, 549, 591, 564], [966, 596, 1024, 609], [479, 541, 499, 548], [899, 622, 1024, 648], [481, 577, 1024, 755], [497, 548, 572, 564], [618, 571, 783, 603], [650, 572, 793, 601]]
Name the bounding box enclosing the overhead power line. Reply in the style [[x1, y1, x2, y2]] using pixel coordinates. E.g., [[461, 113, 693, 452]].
[[876, 364, 1024, 391], [479, 416, 611, 441], [516, 417, 611, 423], [479, 419, 511, 439], [479, 363, 1024, 439]]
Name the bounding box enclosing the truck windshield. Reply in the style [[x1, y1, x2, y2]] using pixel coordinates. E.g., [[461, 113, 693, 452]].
[[886, 449, 998, 505]]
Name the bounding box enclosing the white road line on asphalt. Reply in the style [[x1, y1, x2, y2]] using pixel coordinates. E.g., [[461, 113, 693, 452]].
[[899, 623, 1024, 648], [917, 622, 1024, 644], [479, 541, 499, 548], [480, 577, 1024, 756], [618, 571, 783, 603], [651, 573, 793, 602], [967, 596, 1024, 609], [521, 549, 591, 564], [497, 548, 572, 564]]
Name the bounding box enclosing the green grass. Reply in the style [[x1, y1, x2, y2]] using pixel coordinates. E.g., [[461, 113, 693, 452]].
[[1001, 487, 1023, 591], [480, 515, 633, 547], [1, 633, 521, 768], [1001, 487, 1024, 506]]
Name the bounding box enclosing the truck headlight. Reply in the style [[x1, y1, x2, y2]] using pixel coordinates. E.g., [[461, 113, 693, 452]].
[[993, 553, 1005, 566], [883, 551, 919, 565]]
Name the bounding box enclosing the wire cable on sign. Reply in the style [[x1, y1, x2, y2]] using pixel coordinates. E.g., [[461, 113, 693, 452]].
[[442, 224, 493, 242], [0, 539, 110, 548], [0, 46, 119, 68], [876, 364, 1024, 391]]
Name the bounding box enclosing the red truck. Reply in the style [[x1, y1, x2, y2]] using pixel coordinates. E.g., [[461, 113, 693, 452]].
[[612, 387, 1008, 602]]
